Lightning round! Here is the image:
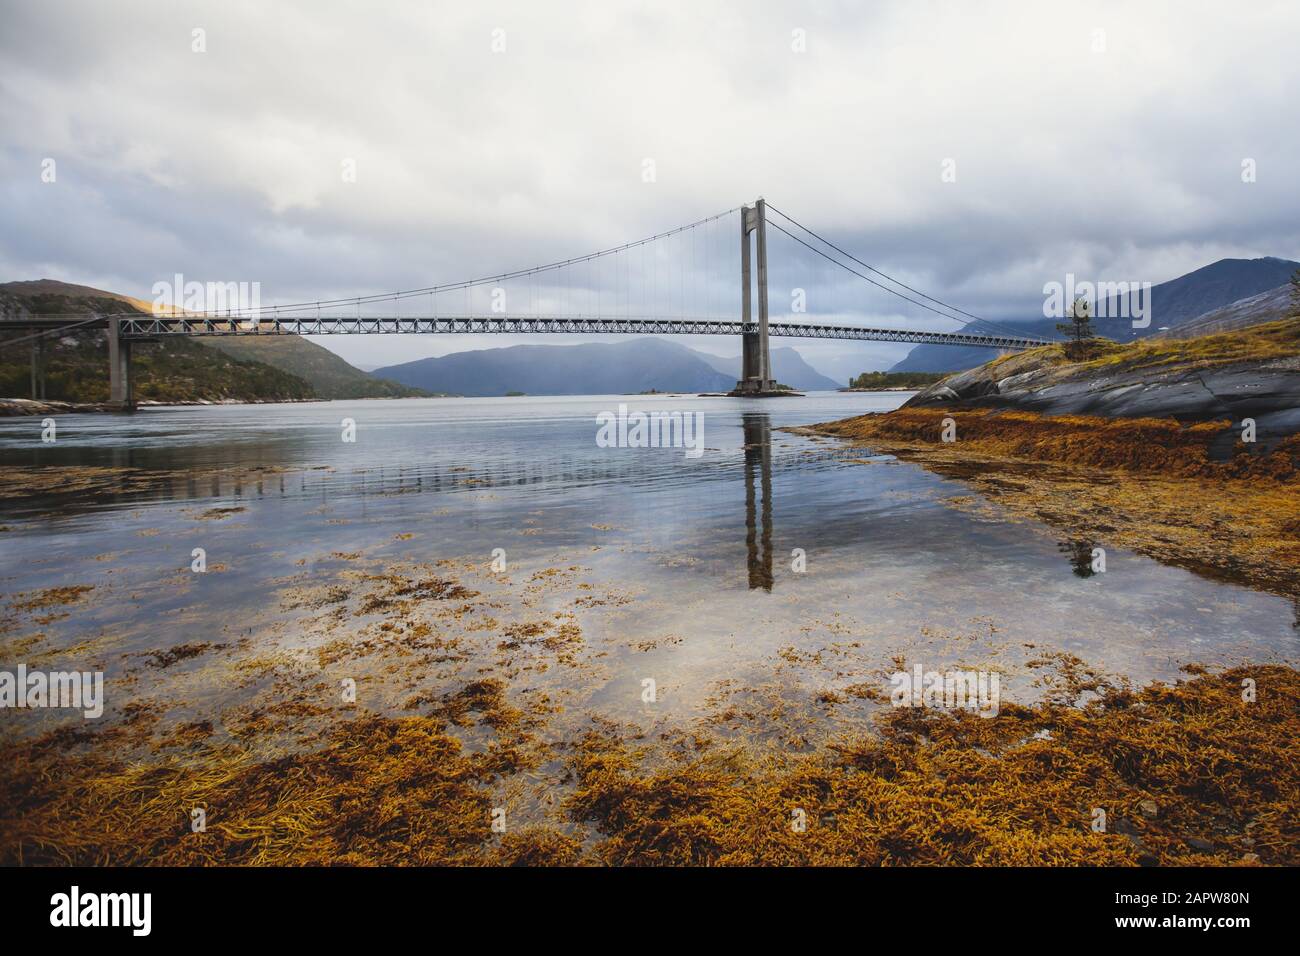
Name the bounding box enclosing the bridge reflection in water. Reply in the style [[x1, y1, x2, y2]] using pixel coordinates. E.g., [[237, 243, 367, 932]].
[[742, 413, 774, 592]]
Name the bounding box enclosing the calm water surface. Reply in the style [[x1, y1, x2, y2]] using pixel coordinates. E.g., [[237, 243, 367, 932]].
[[1, 392, 1296, 738]]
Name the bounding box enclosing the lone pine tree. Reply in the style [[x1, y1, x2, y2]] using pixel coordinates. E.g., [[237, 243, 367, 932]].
[[1056, 296, 1096, 359]]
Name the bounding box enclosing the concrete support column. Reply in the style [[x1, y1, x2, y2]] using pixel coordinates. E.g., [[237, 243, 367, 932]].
[[741, 329, 761, 386], [30, 339, 41, 400], [108, 318, 134, 409]]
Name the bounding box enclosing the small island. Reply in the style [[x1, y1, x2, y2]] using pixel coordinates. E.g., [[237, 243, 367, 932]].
[[841, 371, 950, 391]]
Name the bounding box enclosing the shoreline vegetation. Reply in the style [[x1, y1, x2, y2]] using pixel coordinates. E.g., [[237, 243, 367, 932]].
[[841, 370, 949, 391]]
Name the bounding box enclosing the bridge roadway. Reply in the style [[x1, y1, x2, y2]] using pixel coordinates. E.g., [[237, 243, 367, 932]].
[[5, 312, 1048, 351]]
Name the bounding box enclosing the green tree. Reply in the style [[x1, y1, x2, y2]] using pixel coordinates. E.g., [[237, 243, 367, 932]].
[[848, 370, 948, 390], [1056, 296, 1095, 359]]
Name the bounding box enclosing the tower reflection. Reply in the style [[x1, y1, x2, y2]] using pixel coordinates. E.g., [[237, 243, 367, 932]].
[[742, 412, 774, 592]]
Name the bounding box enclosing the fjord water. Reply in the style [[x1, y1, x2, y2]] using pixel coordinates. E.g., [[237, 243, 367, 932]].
[[1, 392, 1296, 735]]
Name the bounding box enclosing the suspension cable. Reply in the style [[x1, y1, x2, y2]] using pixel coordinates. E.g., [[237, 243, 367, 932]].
[[169, 206, 744, 318], [765, 201, 1052, 340]]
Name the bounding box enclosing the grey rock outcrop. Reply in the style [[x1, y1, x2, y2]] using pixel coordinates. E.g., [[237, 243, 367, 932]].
[[905, 350, 1300, 441]]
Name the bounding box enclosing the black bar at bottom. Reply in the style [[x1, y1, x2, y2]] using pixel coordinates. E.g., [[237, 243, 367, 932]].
[[0, 865, 1278, 941]]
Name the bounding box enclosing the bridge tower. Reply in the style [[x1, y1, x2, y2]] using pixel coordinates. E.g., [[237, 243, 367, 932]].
[[731, 199, 779, 395]]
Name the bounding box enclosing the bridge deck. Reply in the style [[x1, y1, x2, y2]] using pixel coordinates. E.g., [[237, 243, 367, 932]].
[[3, 313, 1050, 350], [67, 314, 1049, 350]]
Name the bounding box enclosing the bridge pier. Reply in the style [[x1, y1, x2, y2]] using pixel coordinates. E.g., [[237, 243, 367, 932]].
[[731, 199, 780, 396], [30, 337, 46, 400], [107, 318, 135, 410]]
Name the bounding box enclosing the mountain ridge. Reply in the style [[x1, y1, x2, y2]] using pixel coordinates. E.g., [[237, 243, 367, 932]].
[[0, 279, 427, 401], [375, 338, 740, 396]]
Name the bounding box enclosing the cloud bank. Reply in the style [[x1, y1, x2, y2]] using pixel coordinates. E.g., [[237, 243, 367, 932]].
[[2, 0, 1297, 373]]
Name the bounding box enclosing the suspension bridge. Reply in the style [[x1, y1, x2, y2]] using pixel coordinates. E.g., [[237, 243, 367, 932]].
[[5, 199, 1052, 407]]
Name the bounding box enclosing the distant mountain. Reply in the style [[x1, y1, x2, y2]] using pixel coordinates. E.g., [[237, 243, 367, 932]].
[[888, 341, 1005, 375], [0, 279, 164, 314], [890, 256, 1300, 373], [695, 346, 841, 390], [0, 280, 426, 401], [200, 336, 428, 399], [1155, 283, 1295, 340], [1129, 256, 1299, 327], [374, 338, 736, 396]]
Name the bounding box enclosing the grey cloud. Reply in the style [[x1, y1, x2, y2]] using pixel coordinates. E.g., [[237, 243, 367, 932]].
[[1, 0, 1297, 370]]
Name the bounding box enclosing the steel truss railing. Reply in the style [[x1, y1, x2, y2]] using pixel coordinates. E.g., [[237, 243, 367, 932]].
[[109, 313, 1049, 349]]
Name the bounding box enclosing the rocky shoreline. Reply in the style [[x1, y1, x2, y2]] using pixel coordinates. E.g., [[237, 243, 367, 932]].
[[0, 396, 326, 416], [904, 318, 1300, 442]]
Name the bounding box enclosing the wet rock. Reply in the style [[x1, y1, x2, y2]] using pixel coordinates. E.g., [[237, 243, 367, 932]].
[[1185, 836, 1215, 852], [0, 398, 117, 416]]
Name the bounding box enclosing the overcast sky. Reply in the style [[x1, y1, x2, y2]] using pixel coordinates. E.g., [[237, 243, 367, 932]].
[[2, 0, 1297, 378]]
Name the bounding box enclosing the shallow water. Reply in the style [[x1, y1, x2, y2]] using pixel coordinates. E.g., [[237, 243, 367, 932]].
[[1, 391, 1296, 742]]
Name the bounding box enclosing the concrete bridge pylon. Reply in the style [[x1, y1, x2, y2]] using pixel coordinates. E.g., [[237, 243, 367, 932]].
[[731, 199, 782, 396], [108, 317, 135, 410]]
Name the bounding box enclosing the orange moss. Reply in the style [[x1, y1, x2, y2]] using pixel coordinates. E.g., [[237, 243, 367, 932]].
[[1, 712, 542, 866], [2, 666, 1296, 866], [566, 666, 1299, 866], [986, 316, 1300, 376], [817, 408, 1299, 481]]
